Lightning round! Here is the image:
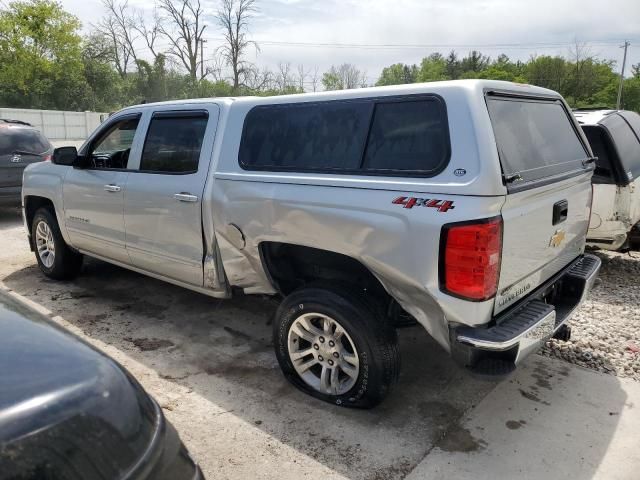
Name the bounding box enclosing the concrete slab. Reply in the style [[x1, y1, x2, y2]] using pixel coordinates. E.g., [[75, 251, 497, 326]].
[[406, 357, 640, 480], [0, 207, 496, 479]]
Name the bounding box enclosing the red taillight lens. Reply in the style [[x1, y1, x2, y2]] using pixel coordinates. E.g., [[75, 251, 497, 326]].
[[441, 217, 503, 301], [43, 154, 52, 162]]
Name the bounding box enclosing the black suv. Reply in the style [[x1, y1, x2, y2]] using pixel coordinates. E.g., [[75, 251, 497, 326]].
[[0, 119, 52, 206]]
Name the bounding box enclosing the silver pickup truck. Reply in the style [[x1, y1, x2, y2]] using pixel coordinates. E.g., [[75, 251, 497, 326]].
[[22, 80, 601, 408]]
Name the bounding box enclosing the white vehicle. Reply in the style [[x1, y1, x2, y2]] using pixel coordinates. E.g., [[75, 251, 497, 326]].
[[22, 80, 601, 408], [574, 109, 640, 250]]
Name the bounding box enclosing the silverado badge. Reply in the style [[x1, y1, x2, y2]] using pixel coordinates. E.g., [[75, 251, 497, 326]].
[[549, 229, 566, 248]]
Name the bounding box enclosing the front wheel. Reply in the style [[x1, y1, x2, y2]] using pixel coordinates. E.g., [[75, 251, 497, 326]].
[[32, 208, 83, 280], [273, 286, 400, 408]]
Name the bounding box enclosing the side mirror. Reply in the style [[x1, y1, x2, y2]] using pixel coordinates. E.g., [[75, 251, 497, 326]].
[[52, 147, 79, 166]]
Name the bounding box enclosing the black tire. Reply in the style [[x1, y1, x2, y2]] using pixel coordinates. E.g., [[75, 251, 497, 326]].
[[32, 207, 83, 280], [273, 285, 400, 408]]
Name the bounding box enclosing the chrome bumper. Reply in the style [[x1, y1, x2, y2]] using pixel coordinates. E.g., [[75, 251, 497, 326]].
[[452, 253, 601, 373]]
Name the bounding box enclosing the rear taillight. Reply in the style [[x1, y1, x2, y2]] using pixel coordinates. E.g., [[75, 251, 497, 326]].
[[43, 154, 52, 162], [440, 216, 503, 301]]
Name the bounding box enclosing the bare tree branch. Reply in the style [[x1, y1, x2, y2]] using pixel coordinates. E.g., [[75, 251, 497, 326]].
[[157, 0, 208, 80], [296, 64, 307, 92], [131, 8, 162, 61], [215, 0, 258, 91], [96, 0, 139, 77], [310, 65, 320, 92]]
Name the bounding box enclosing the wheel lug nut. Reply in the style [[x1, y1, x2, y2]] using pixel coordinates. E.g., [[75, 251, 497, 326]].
[[333, 352, 339, 358], [318, 355, 324, 361], [319, 337, 325, 343], [328, 359, 334, 366], [313, 344, 319, 350], [328, 341, 335, 347]]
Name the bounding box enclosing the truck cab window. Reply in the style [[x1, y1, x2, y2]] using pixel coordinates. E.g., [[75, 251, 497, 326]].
[[88, 117, 140, 169], [140, 114, 208, 174]]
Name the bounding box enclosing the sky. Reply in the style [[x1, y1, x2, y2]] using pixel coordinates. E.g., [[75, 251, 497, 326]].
[[60, 0, 640, 85]]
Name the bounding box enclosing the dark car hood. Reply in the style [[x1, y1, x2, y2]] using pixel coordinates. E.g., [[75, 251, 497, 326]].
[[0, 291, 158, 479]]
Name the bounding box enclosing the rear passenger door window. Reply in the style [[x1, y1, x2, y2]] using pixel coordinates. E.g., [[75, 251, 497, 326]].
[[140, 112, 208, 174]]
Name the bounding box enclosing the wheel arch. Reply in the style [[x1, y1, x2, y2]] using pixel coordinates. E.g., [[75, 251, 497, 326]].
[[24, 196, 56, 244], [259, 241, 392, 305]]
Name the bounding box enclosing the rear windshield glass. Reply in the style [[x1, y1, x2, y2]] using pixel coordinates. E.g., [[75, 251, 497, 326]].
[[486, 97, 589, 185], [0, 127, 51, 155], [602, 113, 640, 181]]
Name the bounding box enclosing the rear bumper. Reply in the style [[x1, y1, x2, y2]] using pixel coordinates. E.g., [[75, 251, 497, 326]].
[[451, 253, 601, 374]]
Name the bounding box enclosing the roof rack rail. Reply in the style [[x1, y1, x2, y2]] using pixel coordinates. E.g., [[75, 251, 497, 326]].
[[0, 118, 32, 126]]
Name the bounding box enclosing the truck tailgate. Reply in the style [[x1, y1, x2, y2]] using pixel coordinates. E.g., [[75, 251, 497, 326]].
[[485, 92, 594, 315], [496, 173, 592, 313]]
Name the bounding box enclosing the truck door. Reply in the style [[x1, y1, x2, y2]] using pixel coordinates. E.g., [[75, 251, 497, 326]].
[[63, 113, 142, 264], [123, 106, 219, 286]]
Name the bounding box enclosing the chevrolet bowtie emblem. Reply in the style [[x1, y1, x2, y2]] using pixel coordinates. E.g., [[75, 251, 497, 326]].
[[549, 229, 566, 248]]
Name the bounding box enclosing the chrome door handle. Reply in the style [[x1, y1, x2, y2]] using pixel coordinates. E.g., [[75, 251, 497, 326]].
[[104, 184, 121, 192], [173, 193, 198, 203]]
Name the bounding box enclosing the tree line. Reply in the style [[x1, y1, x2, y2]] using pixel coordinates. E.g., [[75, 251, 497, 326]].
[[376, 50, 640, 111], [1, 0, 638, 113]]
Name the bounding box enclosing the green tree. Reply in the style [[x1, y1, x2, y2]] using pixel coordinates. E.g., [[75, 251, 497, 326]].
[[376, 63, 418, 86], [459, 50, 490, 77], [476, 54, 526, 82], [525, 55, 569, 93], [0, 0, 88, 109], [621, 77, 640, 112], [417, 53, 448, 82], [81, 32, 124, 111]]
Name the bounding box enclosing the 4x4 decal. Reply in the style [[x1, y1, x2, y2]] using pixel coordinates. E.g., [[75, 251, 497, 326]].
[[392, 196, 455, 212]]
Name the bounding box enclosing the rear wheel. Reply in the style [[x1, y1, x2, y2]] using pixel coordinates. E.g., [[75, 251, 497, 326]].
[[274, 286, 400, 408], [32, 208, 83, 280]]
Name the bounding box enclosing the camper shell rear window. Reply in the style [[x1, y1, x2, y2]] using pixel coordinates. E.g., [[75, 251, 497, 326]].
[[485, 93, 591, 190]]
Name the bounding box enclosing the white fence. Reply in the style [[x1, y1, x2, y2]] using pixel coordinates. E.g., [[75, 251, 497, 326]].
[[0, 108, 107, 140]]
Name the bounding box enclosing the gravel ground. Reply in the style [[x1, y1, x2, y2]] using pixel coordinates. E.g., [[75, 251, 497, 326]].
[[540, 249, 640, 381]]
